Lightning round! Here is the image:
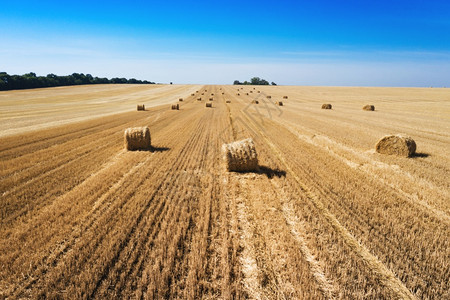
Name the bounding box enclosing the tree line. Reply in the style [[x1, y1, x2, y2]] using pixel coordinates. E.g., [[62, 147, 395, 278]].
[[233, 77, 276, 86], [0, 72, 155, 91]]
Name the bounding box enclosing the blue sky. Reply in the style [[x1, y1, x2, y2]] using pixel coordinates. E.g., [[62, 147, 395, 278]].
[[1, 0, 449, 86]]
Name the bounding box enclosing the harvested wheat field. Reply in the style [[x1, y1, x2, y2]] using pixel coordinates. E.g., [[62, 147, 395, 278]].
[[0, 84, 449, 299]]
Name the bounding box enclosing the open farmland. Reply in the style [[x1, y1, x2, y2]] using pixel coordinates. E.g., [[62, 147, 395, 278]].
[[0, 85, 449, 299]]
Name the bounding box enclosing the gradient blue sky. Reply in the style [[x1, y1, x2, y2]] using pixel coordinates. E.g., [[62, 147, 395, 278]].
[[1, 0, 449, 86]]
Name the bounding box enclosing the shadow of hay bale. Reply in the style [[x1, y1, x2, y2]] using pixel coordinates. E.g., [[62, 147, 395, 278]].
[[151, 146, 170, 152], [412, 152, 430, 158]]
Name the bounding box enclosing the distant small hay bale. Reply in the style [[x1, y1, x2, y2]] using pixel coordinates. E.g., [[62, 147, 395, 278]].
[[276, 101, 283, 106], [283, 96, 288, 99], [171, 104, 179, 110], [249, 90, 253, 93], [124, 127, 151, 151], [257, 91, 261, 93], [237, 93, 240, 96], [197, 97, 202, 101], [322, 104, 332, 109], [211, 93, 214, 95], [266, 95, 271, 99], [137, 104, 145, 111], [179, 98, 183, 101], [196, 90, 199, 93], [246, 93, 249, 95], [363, 105, 375, 111], [206, 103, 212, 107], [201, 93, 204, 95], [253, 87, 256, 90], [222, 138, 259, 172], [209, 97, 214, 101], [191, 93, 195, 96], [226, 100, 231, 103], [222, 92, 225, 95], [375, 135, 416, 157], [251, 100, 259, 104]]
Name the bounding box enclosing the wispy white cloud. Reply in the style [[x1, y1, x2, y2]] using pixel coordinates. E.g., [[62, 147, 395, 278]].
[[280, 49, 450, 61], [1, 36, 450, 87]]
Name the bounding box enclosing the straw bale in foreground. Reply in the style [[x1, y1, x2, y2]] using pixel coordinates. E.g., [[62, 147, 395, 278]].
[[222, 138, 259, 172], [124, 127, 151, 151], [375, 135, 416, 157]]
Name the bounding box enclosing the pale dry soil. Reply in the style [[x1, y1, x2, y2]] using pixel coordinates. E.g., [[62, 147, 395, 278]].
[[0, 84, 449, 299]]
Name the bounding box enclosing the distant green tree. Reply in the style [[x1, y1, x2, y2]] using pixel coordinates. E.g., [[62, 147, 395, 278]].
[[234, 77, 271, 85], [271, 82, 277, 86], [0, 72, 155, 91], [250, 77, 261, 85]]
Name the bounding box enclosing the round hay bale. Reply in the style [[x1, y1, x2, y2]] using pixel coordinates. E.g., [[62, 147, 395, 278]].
[[246, 93, 249, 95], [137, 104, 145, 111], [201, 93, 204, 95], [124, 127, 151, 151], [197, 97, 202, 101], [191, 93, 195, 96], [171, 104, 179, 110], [222, 138, 259, 172], [266, 95, 271, 99], [209, 97, 214, 101], [237, 93, 240, 96], [211, 93, 214, 96], [222, 92, 225, 95], [276, 101, 283, 106], [226, 100, 231, 103], [251, 100, 259, 104], [375, 135, 416, 157], [250, 90, 253, 93], [179, 98, 183, 101], [283, 96, 288, 99], [363, 105, 375, 111], [206, 102, 212, 107], [257, 91, 260, 93], [322, 104, 332, 109]]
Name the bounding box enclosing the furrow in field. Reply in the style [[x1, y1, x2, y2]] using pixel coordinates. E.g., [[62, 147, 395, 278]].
[[238, 109, 416, 299], [18, 99, 205, 297], [0, 106, 182, 226], [2, 101, 203, 298], [0, 107, 167, 185], [91, 112, 211, 298], [258, 120, 449, 299], [0, 137, 120, 225], [223, 105, 332, 299], [7, 151, 149, 297], [23, 143, 184, 297], [274, 117, 450, 217]]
